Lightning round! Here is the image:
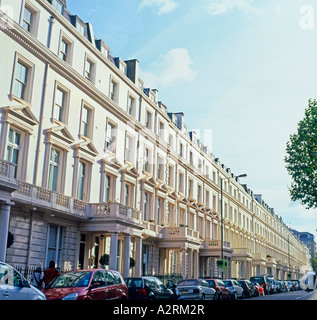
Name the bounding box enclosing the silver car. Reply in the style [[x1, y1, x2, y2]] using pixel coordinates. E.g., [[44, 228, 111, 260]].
[[177, 279, 216, 300], [223, 279, 244, 299], [0, 261, 46, 300]]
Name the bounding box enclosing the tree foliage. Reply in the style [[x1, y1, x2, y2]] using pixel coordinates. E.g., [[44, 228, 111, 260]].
[[285, 99, 317, 209]]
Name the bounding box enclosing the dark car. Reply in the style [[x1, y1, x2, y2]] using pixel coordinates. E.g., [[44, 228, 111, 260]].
[[204, 279, 230, 300], [237, 280, 257, 298], [250, 276, 270, 295], [43, 269, 128, 300], [125, 276, 180, 300]]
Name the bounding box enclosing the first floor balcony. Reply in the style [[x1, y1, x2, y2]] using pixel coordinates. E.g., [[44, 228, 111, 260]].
[[200, 239, 233, 257]]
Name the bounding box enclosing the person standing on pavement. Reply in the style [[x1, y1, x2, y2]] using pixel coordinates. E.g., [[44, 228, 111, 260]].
[[43, 260, 60, 287], [30, 265, 44, 289]]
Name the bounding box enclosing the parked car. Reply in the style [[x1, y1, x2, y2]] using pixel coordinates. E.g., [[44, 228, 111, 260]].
[[43, 268, 128, 300], [124, 276, 180, 300], [222, 279, 244, 299], [0, 261, 46, 300], [250, 276, 270, 295], [204, 279, 231, 300], [281, 281, 290, 292], [267, 276, 277, 294], [291, 280, 301, 290], [275, 280, 282, 293], [177, 279, 216, 300], [237, 280, 257, 298], [251, 282, 264, 296], [288, 281, 296, 291]]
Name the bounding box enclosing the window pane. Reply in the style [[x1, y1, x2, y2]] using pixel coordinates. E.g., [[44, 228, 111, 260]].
[[22, 7, 32, 32], [14, 62, 28, 99]]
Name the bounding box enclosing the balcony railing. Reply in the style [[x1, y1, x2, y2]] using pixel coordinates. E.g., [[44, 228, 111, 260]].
[[203, 239, 231, 250], [87, 202, 141, 222], [12, 180, 86, 217], [162, 226, 200, 241]]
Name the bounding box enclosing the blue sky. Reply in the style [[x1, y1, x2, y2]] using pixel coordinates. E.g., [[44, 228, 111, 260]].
[[67, 0, 317, 240]]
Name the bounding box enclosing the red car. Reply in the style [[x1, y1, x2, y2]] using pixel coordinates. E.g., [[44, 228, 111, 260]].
[[43, 269, 128, 300], [204, 279, 231, 300]]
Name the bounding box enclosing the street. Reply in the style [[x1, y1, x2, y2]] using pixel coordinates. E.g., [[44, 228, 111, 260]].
[[244, 290, 316, 300]]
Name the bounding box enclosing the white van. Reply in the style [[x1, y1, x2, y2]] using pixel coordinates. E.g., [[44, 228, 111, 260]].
[[0, 261, 46, 300], [300, 271, 316, 292]]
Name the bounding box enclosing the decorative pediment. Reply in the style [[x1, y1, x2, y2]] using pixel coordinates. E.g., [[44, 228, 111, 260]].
[[3, 105, 39, 133], [46, 125, 75, 146], [122, 162, 139, 178], [74, 139, 99, 162], [103, 153, 123, 170], [168, 191, 178, 199], [157, 182, 169, 192]]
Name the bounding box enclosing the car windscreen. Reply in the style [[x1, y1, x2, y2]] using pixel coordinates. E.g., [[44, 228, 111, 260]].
[[125, 278, 143, 288], [223, 281, 232, 287], [46, 271, 92, 288]]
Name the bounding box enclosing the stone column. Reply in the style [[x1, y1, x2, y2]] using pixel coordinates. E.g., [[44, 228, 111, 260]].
[[182, 249, 186, 278], [123, 234, 131, 278], [135, 237, 142, 276], [109, 232, 118, 270], [0, 202, 12, 262]]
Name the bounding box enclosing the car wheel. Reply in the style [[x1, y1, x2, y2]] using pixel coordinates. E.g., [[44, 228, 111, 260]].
[[231, 292, 237, 300]]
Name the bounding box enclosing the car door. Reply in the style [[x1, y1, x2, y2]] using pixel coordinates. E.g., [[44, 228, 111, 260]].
[[88, 270, 108, 300], [0, 264, 29, 300], [218, 280, 230, 299], [105, 271, 119, 300], [233, 280, 243, 297], [201, 280, 213, 299], [153, 278, 172, 300]]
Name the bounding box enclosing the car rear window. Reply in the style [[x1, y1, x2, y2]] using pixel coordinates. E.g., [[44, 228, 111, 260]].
[[178, 280, 199, 286], [125, 278, 143, 288], [250, 277, 265, 284], [46, 271, 92, 288], [206, 280, 215, 287]]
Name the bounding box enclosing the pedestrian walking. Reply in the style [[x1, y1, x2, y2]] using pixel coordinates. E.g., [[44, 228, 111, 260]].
[[30, 266, 44, 289], [43, 260, 60, 287]]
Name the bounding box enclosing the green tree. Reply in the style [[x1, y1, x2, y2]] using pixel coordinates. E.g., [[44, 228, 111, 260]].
[[285, 99, 317, 209], [310, 258, 317, 272]]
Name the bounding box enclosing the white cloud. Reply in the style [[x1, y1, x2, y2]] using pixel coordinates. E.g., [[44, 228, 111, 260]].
[[138, 0, 178, 14], [207, 0, 257, 15], [139, 48, 197, 88]]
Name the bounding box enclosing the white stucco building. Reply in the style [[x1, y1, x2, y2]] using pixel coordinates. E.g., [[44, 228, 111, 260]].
[[0, 0, 310, 281]]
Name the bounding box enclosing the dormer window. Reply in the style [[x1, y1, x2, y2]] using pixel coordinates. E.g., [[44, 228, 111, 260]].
[[76, 21, 85, 36], [49, 0, 64, 14]]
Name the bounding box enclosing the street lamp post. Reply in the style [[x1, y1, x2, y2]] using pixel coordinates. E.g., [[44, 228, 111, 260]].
[[220, 173, 247, 279]]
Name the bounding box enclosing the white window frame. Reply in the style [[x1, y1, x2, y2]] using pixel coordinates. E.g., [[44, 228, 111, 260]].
[[80, 102, 94, 139], [11, 54, 35, 104], [58, 32, 73, 65], [76, 160, 88, 201], [106, 120, 117, 154], [145, 110, 152, 129], [109, 77, 119, 103], [84, 55, 96, 83], [124, 133, 134, 163], [5, 127, 22, 179], [21, 1, 39, 36], [52, 82, 70, 124], [127, 93, 136, 116], [47, 147, 63, 192]]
